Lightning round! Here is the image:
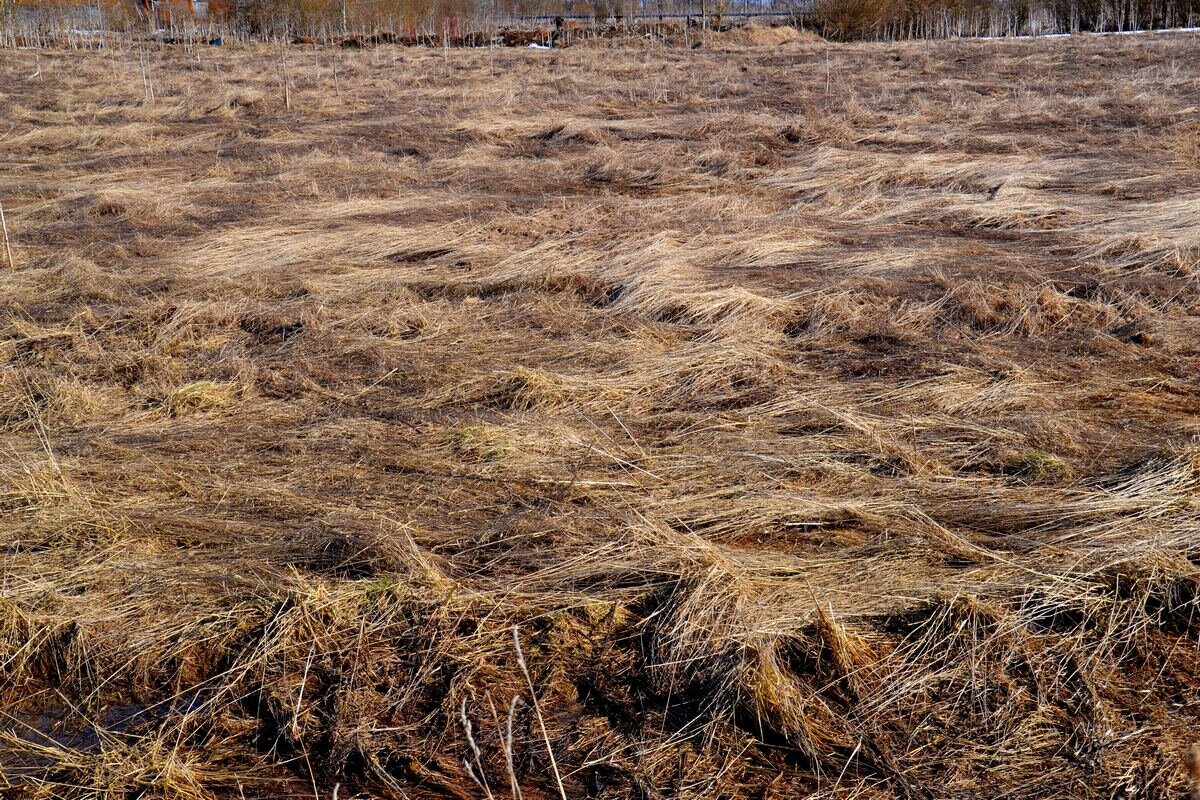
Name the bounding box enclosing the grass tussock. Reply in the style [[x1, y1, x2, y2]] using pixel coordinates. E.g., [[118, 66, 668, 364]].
[[2, 33, 1200, 800]]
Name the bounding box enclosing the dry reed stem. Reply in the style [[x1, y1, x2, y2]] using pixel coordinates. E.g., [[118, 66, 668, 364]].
[[0, 199, 13, 271]]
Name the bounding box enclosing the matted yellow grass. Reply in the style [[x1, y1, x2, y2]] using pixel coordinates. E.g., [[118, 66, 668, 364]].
[[2, 32, 1200, 799]]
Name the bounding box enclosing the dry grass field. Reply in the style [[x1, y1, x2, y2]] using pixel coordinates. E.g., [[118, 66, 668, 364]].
[[2, 30, 1200, 799]]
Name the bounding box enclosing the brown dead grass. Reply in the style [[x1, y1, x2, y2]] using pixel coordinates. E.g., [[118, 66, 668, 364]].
[[712, 23, 826, 47], [2, 32, 1200, 800]]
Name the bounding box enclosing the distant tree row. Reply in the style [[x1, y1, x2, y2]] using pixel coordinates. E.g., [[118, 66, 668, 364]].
[[2, 0, 1198, 40], [810, 0, 1200, 37]]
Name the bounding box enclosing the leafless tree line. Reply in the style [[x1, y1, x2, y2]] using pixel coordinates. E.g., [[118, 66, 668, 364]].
[[1, 0, 1197, 44]]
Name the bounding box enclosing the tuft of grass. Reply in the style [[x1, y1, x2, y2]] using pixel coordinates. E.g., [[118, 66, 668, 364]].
[[1008, 449, 1071, 482], [448, 422, 514, 462], [166, 381, 239, 416]]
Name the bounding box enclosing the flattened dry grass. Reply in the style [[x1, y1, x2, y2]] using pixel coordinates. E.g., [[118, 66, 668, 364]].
[[2, 32, 1200, 799]]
